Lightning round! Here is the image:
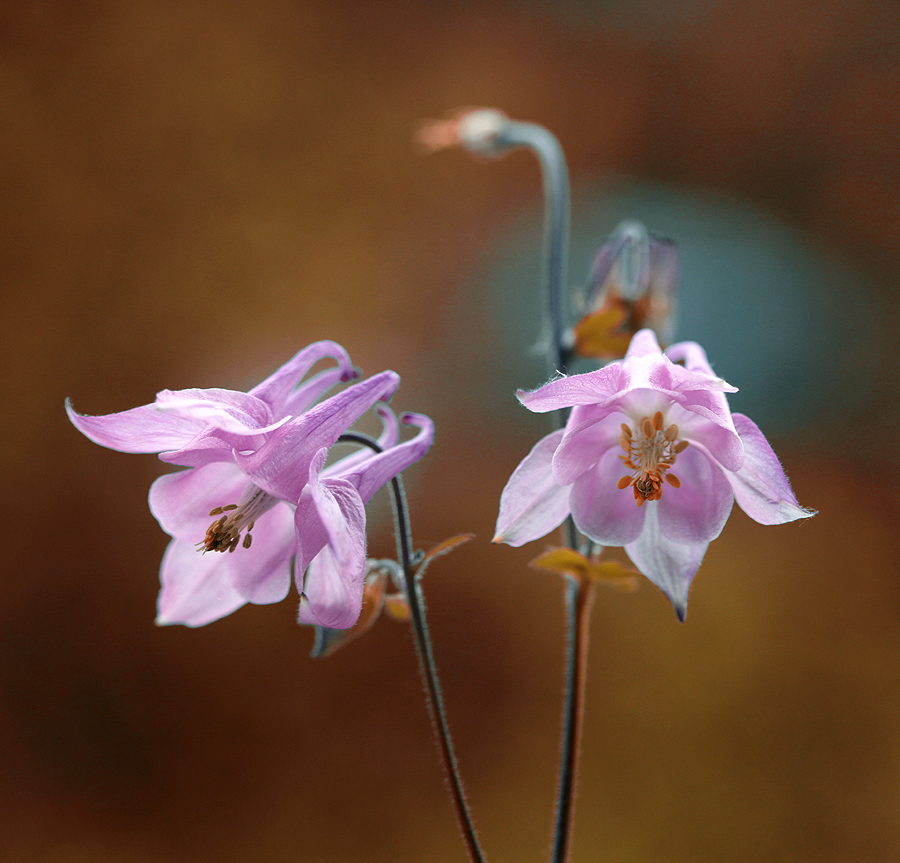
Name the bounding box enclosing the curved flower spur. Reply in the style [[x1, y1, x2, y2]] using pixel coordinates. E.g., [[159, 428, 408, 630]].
[[494, 328, 814, 619], [67, 340, 434, 628]]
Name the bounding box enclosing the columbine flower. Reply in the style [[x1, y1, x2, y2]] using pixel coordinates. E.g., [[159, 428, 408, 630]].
[[67, 341, 434, 628], [494, 329, 813, 619]]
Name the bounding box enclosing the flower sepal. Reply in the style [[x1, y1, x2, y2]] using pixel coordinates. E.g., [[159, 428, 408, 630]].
[[530, 547, 640, 591]]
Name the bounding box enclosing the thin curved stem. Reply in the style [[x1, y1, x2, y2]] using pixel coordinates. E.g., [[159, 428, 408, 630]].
[[497, 121, 572, 378], [494, 120, 592, 863], [337, 433, 487, 863]]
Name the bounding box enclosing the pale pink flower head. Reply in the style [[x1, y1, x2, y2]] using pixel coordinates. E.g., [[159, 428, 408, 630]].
[[494, 329, 813, 619], [68, 341, 434, 628]]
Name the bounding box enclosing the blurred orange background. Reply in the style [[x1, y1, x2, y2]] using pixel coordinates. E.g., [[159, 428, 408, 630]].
[[3, 1, 899, 861]]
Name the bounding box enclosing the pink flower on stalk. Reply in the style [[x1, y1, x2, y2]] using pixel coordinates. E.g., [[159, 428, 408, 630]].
[[67, 341, 433, 628], [494, 329, 813, 619]]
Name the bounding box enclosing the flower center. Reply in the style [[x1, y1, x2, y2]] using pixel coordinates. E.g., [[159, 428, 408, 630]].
[[197, 485, 278, 553], [616, 411, 689, 506]]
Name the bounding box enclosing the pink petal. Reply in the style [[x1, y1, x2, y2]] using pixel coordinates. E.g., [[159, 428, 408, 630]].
[[154, 388, 283, 436], [569, 447, 647, 545], [517, 363, 630, 413], [66, 398, 204, 453], [337, 413, 434, 504], [225, 503, 296, 605], [296, 451, 368, 629], [668, 402, 744, 473], [665, 340, 715, 375], [625, 503, 709, 621], [157, 428, 250, 468], [656, 446, 734, 543], [281, 366, 352, 417], [727, 413, 815, 524], [149, 462, 248, 540], [553, 409, 626, 485], [323, 404, 401, 479], [249, 340, 354, 414], [236, 370, 400, 502], [624, 328, 664, 359], [494, 429, 570, 546], [155, 539, 247, 627]]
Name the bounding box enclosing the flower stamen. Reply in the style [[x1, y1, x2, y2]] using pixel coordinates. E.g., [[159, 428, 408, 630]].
[[198, 487, 276, 554], [617, 414, 688, 506]]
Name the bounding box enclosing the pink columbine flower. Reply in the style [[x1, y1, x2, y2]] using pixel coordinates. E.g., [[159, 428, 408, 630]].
[[68, 341, 434, 628], [494, 329, 813, 619]]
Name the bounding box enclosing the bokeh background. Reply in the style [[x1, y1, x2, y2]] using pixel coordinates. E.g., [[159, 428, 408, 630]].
[[3, 1, 900, 860]]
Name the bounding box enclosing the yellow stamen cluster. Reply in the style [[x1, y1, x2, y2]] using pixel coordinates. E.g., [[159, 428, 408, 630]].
[[617, 410, 689, 507]]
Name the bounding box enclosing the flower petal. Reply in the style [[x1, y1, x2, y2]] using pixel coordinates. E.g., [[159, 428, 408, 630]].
[[337, 413, 434, 504], [281, 366, 352, 417], [656, 445, 734, 543], [154, 388, 283, 436], [323, 404, 401, 479], [669, 402, 744, 473], [236, 370, 400, 502], [66, 398, 204, 453], [624, 328, 665, 359], [249, 340, 354, 414], [494, 429, 570, 546], [727, 413, 815, 524], [296, 450, 368, 629], [149, 462, 249, 540], [225, 503, 296, 605], [517, 363, 630, 413], [157, 428, 249, 467], [553, 409, 626, 485], [569, 447, 647, 545], [155, 539, 247, 627], [625, 503, 708, 621]]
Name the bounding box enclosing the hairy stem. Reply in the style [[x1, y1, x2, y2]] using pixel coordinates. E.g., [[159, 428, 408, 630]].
[[337, 433, 487, 863], [493, 119, 591, 863], [552, 575, 595, 863]]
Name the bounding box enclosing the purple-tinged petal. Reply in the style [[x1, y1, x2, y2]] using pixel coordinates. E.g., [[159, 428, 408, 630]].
[[656, 446, 734, 543], [154, 388, 284, 436], [281, 366, 351, 417], [155, 539, 246, 627], [668, 403, 744, 473], [158, 427, 252, 467], [727, 413, 815, 524], [323, 404, 401, 478], [296, 450, 368, 629], [226, 503, 296, 605], [337, 413, 434, 505], [236, 371, 400, 502], [66, 398, 203, 453], [569, 448, 647, 545], [517, 363, 630, 413], [651, 337, 738, 394], [149, 462, 249, 540], [249, 340, 354, 414], [494, 430, 570, 547], [553, 410, 626, 485], [624, 328, 664, 359], [625, 503, 708, 621]]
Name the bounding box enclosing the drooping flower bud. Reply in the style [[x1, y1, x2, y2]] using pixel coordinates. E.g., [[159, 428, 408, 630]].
[[574, 221, 678, 359]]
